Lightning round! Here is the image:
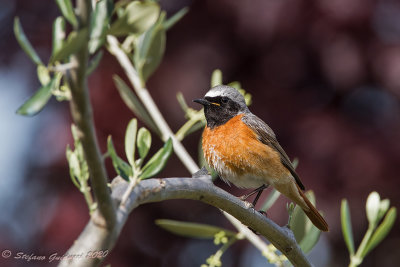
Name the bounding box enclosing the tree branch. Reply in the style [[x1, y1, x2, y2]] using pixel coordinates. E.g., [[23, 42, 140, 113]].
[[67, 0, 116, 228], [59, 176, 311, 267]]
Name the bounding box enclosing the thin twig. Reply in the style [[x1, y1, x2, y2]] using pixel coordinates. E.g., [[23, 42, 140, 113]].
[[120, 175, 139, 207], [48, 61, 78, 73]]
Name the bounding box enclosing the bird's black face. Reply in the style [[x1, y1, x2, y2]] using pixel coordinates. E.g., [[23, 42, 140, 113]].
[[194, 95, 243, 129]]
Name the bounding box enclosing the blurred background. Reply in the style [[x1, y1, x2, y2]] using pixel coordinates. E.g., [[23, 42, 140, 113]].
[[1, 0, 399, 266]]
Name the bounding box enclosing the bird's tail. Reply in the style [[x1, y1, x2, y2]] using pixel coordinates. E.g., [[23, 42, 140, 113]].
[[297, 184, 329, 232]]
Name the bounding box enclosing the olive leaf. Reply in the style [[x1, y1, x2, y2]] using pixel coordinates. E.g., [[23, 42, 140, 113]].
[[107, 136, 133, 181], [163, 7, 189, 30], [140, 138, 173, 179], [125, 118, 138, 167], [55, 0, 78, 27], [134, 13, 166, 83], [89, 0, 113, 54], [137, 127, 151, 160], [108, 1, 160, 36], [113, 75, 159, 134], [14, 17, 43, 65], [50, 28, 89, 63], [16, 76, 58, 116], [52, 16, 66, 56], [362, 207, 397, 258], [211, 69, 222, 87], [37, 65, 51, 86], [86, 51, 104, 76], [156, 219, 236, 239], [341, 199, 355, 255]]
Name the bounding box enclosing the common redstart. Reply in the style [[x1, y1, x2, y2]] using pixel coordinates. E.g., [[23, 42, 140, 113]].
[[194, 85, 329, 232]]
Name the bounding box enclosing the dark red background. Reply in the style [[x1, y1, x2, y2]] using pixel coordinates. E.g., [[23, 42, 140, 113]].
[[1, 0, 399, 266]]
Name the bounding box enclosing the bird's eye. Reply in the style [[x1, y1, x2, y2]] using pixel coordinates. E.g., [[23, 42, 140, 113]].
[[221, 97, 229, 104]]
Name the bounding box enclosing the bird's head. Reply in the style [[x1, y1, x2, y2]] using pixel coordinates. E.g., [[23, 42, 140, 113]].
[[193, 85, 249, 128]]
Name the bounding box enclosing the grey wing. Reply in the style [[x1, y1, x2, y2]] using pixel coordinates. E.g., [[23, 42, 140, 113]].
[[241, 113, 305, 190]]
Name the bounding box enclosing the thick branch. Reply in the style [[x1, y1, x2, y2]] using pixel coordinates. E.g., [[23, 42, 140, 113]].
[[59, 177, 311, 267], [67, 0, 116, 228]]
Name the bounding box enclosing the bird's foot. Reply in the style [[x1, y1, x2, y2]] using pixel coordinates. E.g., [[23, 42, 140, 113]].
[[258, 210, 268, 217], [248, 227, 260, 235], [239, 194, 249, 201]]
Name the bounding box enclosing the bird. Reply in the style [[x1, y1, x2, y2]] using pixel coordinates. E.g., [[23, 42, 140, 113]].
[[193, 85, 329, 232]]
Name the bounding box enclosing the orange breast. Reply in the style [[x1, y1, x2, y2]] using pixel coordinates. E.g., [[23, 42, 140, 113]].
[[202, 114, 289, 188]]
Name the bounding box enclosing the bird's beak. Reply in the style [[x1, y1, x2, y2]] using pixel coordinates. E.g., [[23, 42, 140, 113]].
[[193, 98, 211, 106]]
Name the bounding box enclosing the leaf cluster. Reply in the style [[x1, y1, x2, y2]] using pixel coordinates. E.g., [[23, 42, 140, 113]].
[[66, 124, 96, 213], [341, 192, 397, 267], [14, 0, 185, 116], [108, 119, 173, 181]]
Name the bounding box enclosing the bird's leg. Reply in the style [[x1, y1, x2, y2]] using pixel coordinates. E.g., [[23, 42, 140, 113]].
[[240, 185, 270, 235], [252, 189, 264, 207], [253, 189, 268, 218], [239, 184, 268, 205]]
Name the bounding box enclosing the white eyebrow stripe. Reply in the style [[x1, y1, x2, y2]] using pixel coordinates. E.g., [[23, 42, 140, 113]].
[[205, 89, 224, 98]]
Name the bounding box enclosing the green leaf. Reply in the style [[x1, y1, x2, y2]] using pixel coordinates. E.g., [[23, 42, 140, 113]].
[[50, 28, 88, 63], [52, 16, 66, 56], [137, 127, 152, 160], [140, 138, 173, 179], [366, 191, 381, 226], [13, 17, 43, 65], [89, 0, 113, 54], [125, 119, 138, 167], [55, 0, 78, 27], [107, 136, 133, 181], [292, 158, 299, 169], [211, 69, 222, 87], [341, 199, 355, 255], [377, 199, 390, 222], [226, 81, 252, 107], [16, 77, 57, 116], [289, 202, 307, 243], [70, 125, 89, 182], [295, 191, 321, 253], [66, 145, 81, 189], [108, 1, 160, 36], [134, 14, 166, 83], [113, 0, 130, 15], [362, 207, 397, 258], [71, 123, 80, 141], [299, 224, 321, 254], [86, 51, 103, 76], [289, 191, 317, 244], [227, 81, 241, 90], [234, 86, 253, 107], [163, 7, 189, 30], [155, 219, 236, 239], [37, 65, 51, 86], [113, 75, 160, 134]]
